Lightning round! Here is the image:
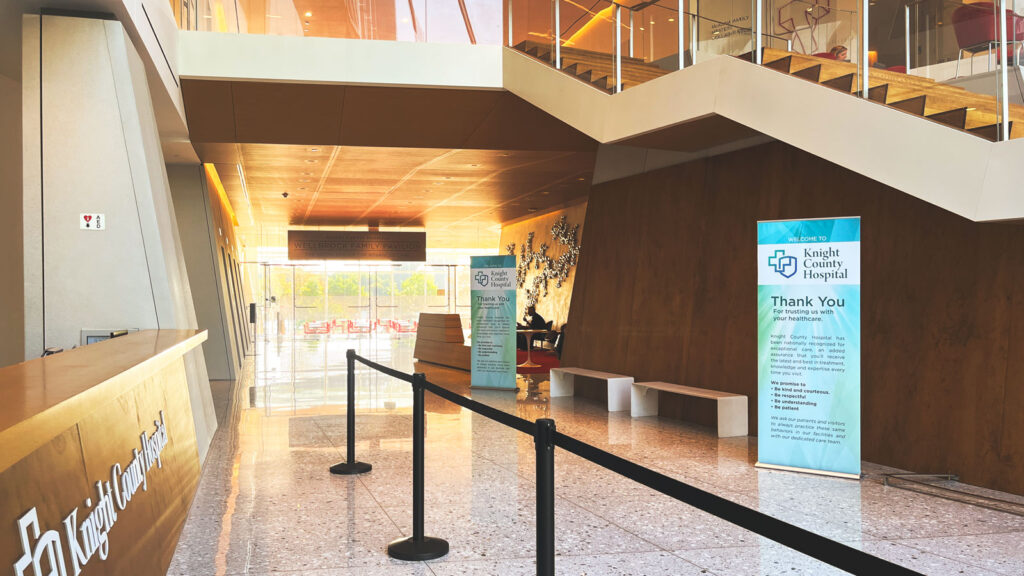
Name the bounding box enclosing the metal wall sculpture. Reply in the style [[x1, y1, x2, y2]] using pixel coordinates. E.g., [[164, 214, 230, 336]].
[[505, 215, 581, 308]]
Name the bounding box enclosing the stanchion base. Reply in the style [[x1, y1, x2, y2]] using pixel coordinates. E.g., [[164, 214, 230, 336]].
[[329, 461, 372, 476], [387, 536, 449, 561]]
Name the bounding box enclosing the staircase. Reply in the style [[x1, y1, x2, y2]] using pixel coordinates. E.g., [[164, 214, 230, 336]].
[[747, 48, 1023, 141], [513, 40, 670, 93]]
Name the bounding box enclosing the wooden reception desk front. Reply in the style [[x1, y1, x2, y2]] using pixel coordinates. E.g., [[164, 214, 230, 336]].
[[0, 329, 208, 576]]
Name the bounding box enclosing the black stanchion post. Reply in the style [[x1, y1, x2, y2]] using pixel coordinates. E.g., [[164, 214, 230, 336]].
[[330, 349, 372, 475], [535, 418, 556, 576], [387, 372, 449, 561]]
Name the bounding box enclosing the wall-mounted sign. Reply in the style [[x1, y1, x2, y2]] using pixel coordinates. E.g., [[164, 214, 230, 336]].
[[80, 213, 105, 230], [12, 412, 169, 576], [287, 230, 426, 261], [755, 217, 861, 479], [470, 255, 516, 390]]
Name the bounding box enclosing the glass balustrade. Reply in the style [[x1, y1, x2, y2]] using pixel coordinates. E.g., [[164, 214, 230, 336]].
[[869, 0, 1021, 140], [177, 0, 503, 44], [174, 0, 1021, 139]]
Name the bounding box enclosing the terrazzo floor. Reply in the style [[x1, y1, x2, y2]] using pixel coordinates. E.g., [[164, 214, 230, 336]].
[[170, 334, 1024, 575]]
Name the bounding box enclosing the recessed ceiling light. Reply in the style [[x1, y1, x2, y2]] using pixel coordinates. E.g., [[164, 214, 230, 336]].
[[470, 164, 479, 167], [527, 208, 538, 212], [298, 187, 307, 191], [298, 179, 310, 183], [309, 147, 319, 152], [541, 191, 550, 195], [305, 11, 312, 17], [305, 159, 318, 164], [577, 177, 586, 181], [302, 172, 313, 176], [668, 18, 675, 22]]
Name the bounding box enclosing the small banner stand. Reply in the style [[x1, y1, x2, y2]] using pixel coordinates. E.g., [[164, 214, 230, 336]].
[[755, 217, 862, 479], [470, 255, 517, 390]]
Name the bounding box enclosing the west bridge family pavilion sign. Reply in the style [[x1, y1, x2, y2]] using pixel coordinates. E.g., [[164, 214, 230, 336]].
[[756, 217, 862, 478]]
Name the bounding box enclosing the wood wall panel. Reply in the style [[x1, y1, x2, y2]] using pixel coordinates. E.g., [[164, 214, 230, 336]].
[[564, 141, 1024, 495], [0, 332, 204, 575]]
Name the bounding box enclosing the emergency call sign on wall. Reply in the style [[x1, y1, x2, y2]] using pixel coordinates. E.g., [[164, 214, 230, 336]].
[[80, 213, 105, 230]]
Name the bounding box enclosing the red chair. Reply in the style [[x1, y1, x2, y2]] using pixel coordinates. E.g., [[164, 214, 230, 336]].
[[887, 65, 907, 73], [813, 52, 838, 59], [952, 2, 1024, 77]]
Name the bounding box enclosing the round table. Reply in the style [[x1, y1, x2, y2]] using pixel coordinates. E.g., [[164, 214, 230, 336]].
[[516, 329, 549, 368]]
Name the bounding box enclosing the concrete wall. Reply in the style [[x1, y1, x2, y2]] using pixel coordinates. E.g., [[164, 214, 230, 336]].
[[168, 164, 245, 381], [0, 1, 24, 368], [22, 14, 217, 461]]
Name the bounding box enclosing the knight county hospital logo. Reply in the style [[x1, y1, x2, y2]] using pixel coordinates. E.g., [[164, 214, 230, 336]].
[[474, 271, 489, 287], [769, 249, 798, 278]]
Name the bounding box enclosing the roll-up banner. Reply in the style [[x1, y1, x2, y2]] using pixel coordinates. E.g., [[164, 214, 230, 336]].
[[470, 255, 517, 390], [756, 217, 861, 479]]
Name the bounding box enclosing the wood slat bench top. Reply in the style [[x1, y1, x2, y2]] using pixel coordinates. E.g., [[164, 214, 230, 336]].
[[553, 367, 632, 380], [634, 381, 744, 400]]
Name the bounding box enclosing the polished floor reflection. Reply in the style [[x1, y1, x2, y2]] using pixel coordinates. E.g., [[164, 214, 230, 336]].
[[171, 336, 1024, 575]]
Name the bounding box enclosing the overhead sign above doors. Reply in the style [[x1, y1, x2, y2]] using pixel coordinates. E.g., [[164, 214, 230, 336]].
[[288, 230, 426, 261]]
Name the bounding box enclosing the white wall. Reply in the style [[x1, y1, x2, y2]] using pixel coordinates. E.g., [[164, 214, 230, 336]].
[[168, 164, 239, 381], [22, 14, 217, 461]]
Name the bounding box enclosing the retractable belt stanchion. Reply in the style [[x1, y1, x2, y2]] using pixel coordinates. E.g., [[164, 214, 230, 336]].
[[535, 418, 556, 576], [387, 372, 449, 561], [330, 349, 372, 475]]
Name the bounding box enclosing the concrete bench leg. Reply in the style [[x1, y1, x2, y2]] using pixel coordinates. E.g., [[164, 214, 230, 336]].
[[631, 385, 659, 418], [606, 377, 633, 412], [550, 370, 574, 397], [717, 396, 749, 437]]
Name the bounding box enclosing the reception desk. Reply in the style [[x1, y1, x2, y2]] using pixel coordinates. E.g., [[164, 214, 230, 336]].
[[0, 329, 207, 576]]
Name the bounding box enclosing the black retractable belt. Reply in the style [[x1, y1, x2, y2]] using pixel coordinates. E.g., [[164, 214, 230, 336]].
[[343, 352, 926, 576]]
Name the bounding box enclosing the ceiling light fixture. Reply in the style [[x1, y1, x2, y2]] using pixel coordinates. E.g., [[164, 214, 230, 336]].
[[305, 159, 318, 164], [305, 11, 312, 16]]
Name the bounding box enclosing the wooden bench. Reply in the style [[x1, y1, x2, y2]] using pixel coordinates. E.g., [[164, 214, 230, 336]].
[[631, 382, 748, 437], [550, 367, 634, 412]]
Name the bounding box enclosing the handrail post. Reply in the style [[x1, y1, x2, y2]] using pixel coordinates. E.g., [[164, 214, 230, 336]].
[[554, 0, 561, 68], [535, 418, 556, 576], [904, 4, 910, 72], [678, 0, 685, 69], [387, 373, 449, 560], [754, 0, 762, 63], [330, 349, 372, 475], [508, 0, 513, 47], [861, 0, 869, 98], [615, 4, 623, 92], [629, 10, 634, 58], [998, 0, 1010, 140]]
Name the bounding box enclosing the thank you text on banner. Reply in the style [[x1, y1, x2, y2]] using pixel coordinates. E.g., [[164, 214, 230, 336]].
[[756, 217, 861, 478], [470, 255, 517, 390]]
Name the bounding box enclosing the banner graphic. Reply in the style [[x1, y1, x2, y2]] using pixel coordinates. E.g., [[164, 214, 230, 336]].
[[470, 255, 517, 390], [756, 217, 861, 478]]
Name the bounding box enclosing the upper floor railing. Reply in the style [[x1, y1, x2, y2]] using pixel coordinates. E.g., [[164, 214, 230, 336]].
[[172, 0, 1023, 141]]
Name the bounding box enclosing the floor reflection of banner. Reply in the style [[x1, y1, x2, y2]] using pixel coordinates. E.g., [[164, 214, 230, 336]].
[[755, 217, 861, 478], [470, 255, 516, 390]]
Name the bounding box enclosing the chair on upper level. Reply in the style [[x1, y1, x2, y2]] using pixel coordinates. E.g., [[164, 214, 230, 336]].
[[952, 2, 1024, 77]]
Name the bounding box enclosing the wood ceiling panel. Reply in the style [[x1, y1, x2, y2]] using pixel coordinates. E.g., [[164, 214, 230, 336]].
[[462, 92, 598, 152], [201, 144, 594, 250], [339, 87, 505, 148], [615, 115, 762, 151], [232, 83, 346, 145], [181, 81, 236, 143]]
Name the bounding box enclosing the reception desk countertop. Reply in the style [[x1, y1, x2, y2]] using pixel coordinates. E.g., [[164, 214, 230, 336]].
[[0, 329, 207, 473]]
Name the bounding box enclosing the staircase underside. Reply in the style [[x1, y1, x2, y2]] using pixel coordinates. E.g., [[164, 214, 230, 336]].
[[502, 46, 1024, 223]]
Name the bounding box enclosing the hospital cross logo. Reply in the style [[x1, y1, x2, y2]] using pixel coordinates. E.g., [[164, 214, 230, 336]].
[[474, 271, 489, 287], [769, 249, 798, 278]]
